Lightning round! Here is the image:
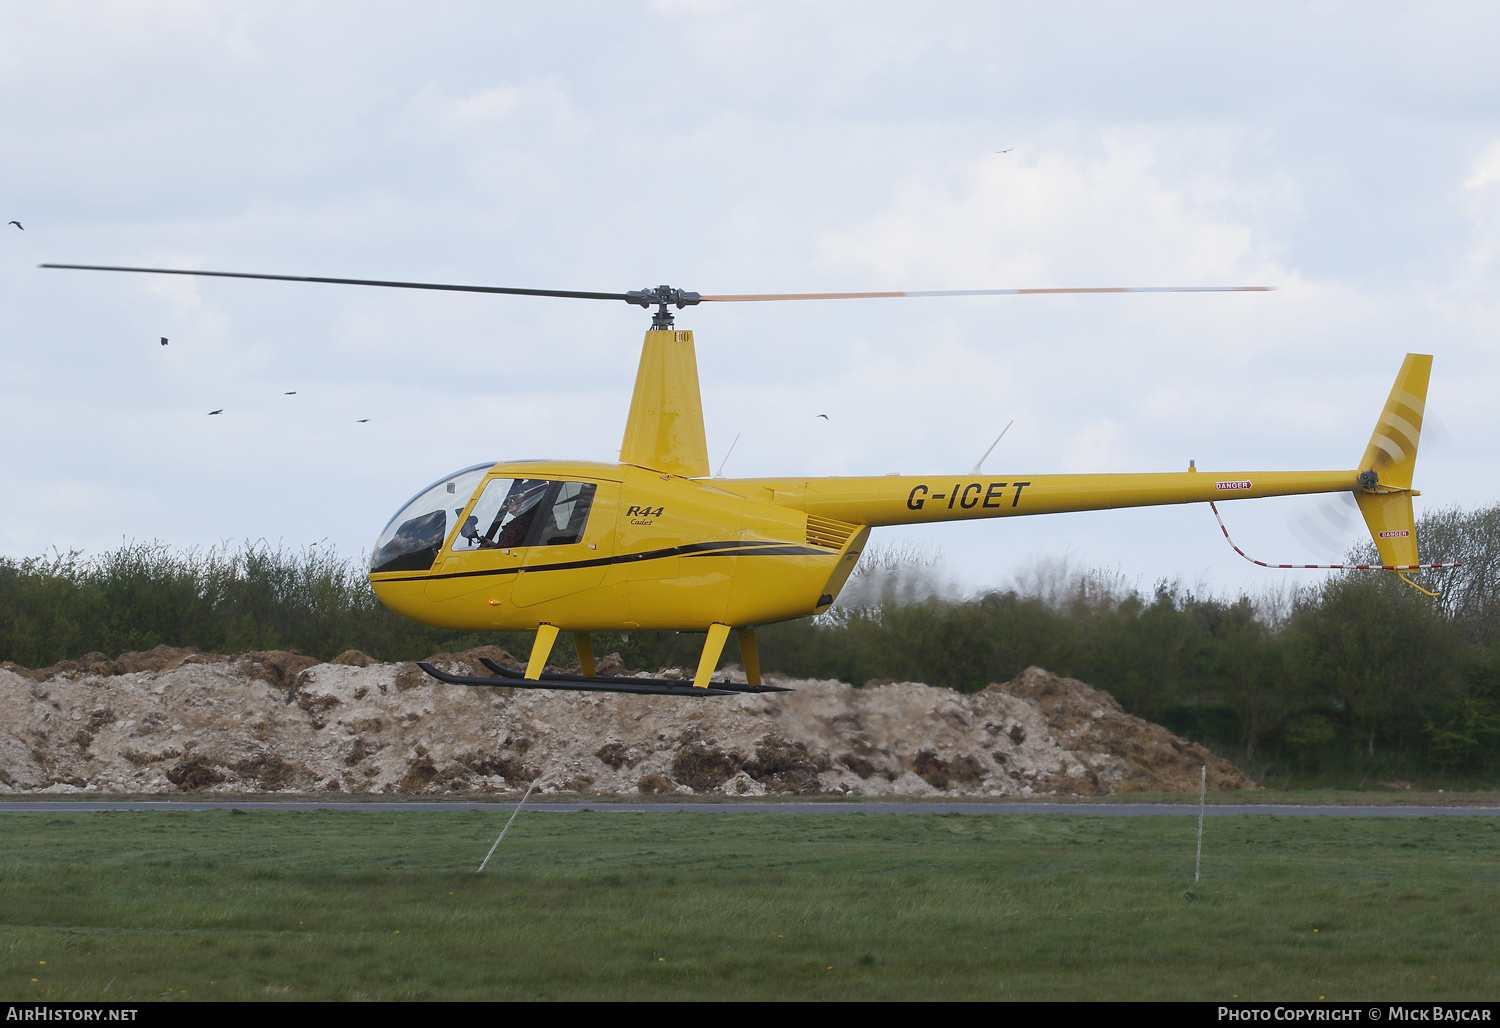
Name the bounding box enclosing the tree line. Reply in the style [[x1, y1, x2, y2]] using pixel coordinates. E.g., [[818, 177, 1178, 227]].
[[2, 504, 1497, 784]]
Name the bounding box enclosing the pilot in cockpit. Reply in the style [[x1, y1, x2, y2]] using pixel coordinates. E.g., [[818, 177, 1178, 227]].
[[457, 480, 550, 550], [493, 491, 540, 547]]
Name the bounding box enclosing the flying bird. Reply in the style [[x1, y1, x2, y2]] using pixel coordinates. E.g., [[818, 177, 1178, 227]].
[[284, 391, 296, 395], [6, 221, 21, 230], [815, 414, 830, 420], [160, 337, 168, 346], [994, 148, 1014, 154], [357, 419, 369, 423], [207, 409, 223, 415]]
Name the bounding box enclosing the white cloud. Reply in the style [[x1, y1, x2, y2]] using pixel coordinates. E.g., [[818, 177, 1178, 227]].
[[435, 80, 580, 130], [818, 132, 1288, 289], [441, 84, 526, 126], [1464, 140, 1500, 191], [1456, 139, 1500, 284]]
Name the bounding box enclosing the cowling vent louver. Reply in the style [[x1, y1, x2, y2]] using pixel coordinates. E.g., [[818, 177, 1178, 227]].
[[806, 513, 859, 551]]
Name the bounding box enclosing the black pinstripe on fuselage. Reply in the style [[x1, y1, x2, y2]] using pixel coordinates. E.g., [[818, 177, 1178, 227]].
[[373, 539, 830, 585]]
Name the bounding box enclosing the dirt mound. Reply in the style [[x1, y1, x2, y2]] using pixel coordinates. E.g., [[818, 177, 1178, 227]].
[[4, 644, 212, 682], [0, 655, 1252, 796], [236, 651, 321, 690], [419, 645, 523, 678], [330, 650, 375, 668], [987, 667, 1244, 793]]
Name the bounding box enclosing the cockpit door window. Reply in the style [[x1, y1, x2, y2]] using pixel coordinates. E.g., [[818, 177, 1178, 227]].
[[531, 481, 596, 546], [451, 478, 598, 551]]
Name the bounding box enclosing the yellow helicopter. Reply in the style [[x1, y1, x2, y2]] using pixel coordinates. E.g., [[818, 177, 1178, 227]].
[[44, 265, 1443, 696]]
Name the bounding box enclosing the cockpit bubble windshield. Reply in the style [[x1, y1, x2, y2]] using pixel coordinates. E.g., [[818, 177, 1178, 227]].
[[369, 463, 493, 573]]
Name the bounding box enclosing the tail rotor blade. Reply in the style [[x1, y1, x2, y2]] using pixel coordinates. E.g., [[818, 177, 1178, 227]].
[[1286, 493, 1360, 561]]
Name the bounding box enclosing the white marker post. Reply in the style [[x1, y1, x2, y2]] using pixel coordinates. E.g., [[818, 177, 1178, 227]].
[[1195, 765, 1206, 883], [477, 776, 544, 873]]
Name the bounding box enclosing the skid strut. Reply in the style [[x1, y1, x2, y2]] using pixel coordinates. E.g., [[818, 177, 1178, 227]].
[[416, 659, 790, 697], [415, 621, 789, 697]]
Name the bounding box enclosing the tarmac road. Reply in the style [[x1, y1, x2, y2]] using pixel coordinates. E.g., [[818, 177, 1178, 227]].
[[1, 800, 1497, 816]]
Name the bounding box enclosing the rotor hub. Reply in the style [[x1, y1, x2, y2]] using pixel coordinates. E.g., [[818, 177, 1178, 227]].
[[626, 285, 702, 330]]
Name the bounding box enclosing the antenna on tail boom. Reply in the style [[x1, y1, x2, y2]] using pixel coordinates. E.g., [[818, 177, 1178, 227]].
[[971, 420, 1014, 475]]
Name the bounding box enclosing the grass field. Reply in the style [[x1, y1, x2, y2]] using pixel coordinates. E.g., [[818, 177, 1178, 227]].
[[2, 808, 1498, 1001]]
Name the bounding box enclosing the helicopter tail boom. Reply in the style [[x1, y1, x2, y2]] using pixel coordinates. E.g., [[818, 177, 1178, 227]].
[[724, 469, 1362, 528], [725, 353, 1437, 572]]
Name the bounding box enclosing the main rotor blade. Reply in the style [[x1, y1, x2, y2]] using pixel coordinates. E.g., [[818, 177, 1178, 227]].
[[699, 286, 1273, 301], [39, 264, 631, 302], [41, 264, 1275, 306]]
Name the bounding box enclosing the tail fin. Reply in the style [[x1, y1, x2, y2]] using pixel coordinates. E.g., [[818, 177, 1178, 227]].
[[1359, 353, 1430, 490], [1355, 354, 1431, 569]]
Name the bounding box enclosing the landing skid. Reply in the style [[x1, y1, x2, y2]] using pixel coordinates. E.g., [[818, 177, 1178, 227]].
[[415, 657, 792, 697]]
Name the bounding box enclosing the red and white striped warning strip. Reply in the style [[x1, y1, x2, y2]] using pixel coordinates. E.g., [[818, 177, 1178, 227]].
[[1208, 501, 1462, 571]]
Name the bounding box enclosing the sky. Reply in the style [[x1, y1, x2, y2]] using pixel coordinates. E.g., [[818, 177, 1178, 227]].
[[1, 1, 1497, 601]]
